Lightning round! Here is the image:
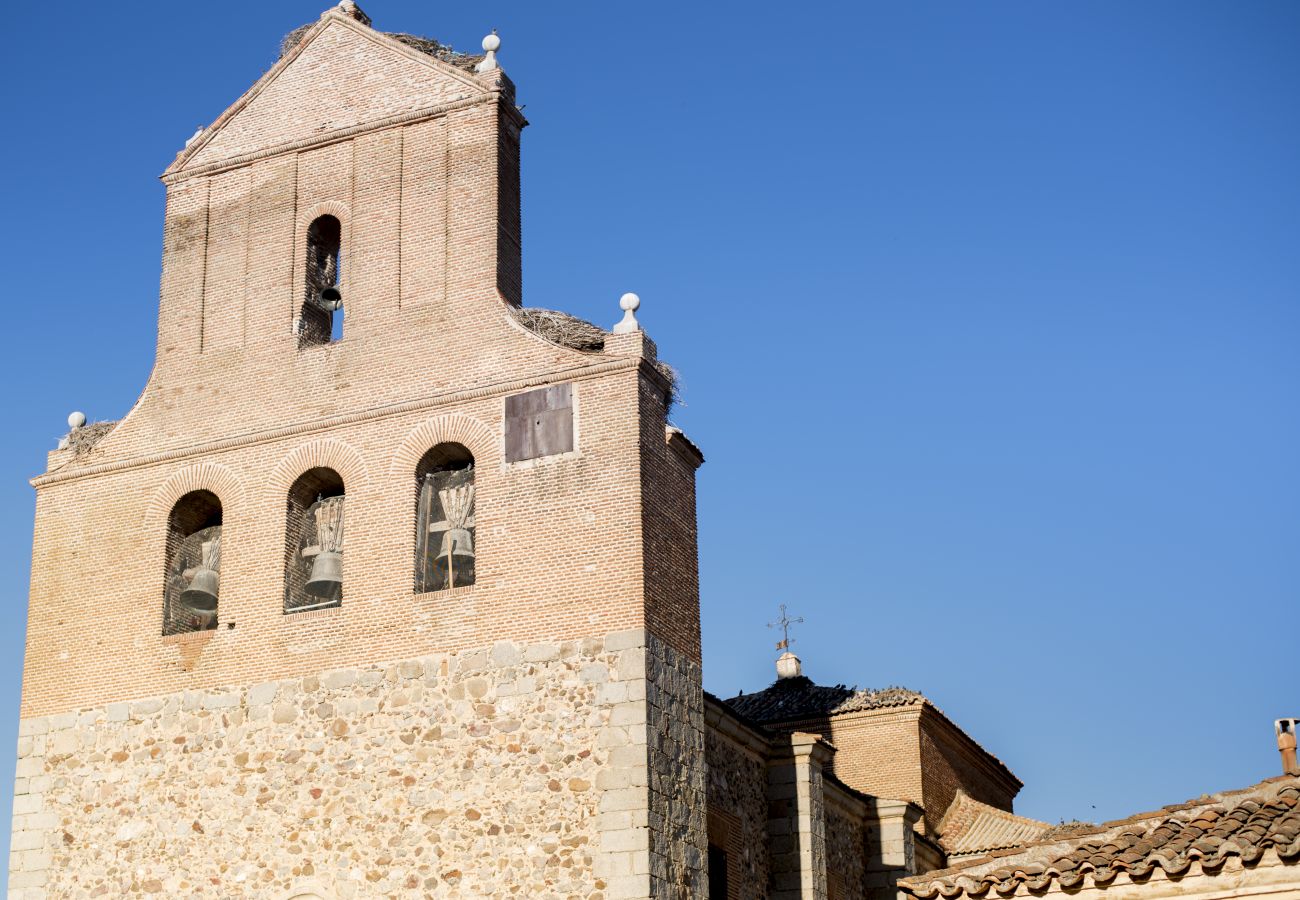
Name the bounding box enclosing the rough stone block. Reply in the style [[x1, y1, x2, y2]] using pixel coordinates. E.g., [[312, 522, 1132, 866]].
[[604, 629, 646, 652], [321, 669, 358, 690]]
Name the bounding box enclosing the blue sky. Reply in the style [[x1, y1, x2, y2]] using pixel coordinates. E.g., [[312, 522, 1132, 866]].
[[2, 0, 1297, 861]]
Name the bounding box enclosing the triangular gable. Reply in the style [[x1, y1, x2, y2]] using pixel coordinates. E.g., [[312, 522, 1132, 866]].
[[167, 11, 488, 176]]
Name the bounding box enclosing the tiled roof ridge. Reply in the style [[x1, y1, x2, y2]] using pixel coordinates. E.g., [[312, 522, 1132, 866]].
[[901, 776, 1300, 898], [938, 789, 1051, 856], [723, 677, 925, 719], [722, 678, 1020, 788]]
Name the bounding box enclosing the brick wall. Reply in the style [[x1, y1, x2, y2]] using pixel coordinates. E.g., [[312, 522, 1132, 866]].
[[916, 707, 1019, 828], [16, 7, 707, 899]]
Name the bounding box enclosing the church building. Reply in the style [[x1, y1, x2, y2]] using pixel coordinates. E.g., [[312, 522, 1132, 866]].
[[10, 4, 1298, 899]]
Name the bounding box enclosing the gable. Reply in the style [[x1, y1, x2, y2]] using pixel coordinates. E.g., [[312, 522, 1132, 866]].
[[178, 17, 487, 172]]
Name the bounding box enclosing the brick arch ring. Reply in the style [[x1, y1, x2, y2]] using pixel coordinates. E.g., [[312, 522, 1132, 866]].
[[296, 200, 352, 303], [144, 462, 247, 534], [389, 413, 500, 477], [298, 199, 351, 234], [266, 438, 370, 502]]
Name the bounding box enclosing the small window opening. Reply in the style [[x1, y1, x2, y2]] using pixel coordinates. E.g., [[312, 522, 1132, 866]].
[[163, 490, 223, 636], [285, 467, 345, 612], [708, 844, 729, 899], [415, 443, 476, 592], [301, 215, 343, 346]]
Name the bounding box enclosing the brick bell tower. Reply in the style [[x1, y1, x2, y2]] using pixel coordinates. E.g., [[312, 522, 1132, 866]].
[[11, 5, 706, 898]]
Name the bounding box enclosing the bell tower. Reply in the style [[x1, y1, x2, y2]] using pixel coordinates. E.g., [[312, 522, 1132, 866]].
[[12, 5, 707, 898]]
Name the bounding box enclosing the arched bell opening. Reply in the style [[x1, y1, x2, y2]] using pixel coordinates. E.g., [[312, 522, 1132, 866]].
[[285, 467, 345, 612], [414, 443, 476, 593], [163, 489, 223, 636], [300, 214, 343, 347]]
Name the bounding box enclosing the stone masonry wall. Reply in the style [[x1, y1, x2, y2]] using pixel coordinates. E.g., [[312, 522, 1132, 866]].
[[704, 719, 770, 897], [11, 630, 664, 900], [645, 635, 706, 898], [825, 802, 869, 900]]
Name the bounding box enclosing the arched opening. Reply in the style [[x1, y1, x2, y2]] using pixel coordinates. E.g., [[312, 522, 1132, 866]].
[[414, 443, 476, 592], [285, 467, 345, 611], [163, 490, 223, 636], [300, 215, 343, 346]]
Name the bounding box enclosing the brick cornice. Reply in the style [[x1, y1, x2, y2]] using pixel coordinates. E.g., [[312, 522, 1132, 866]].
[[32, 357, 642, 490], [162, 93, 502, 184]]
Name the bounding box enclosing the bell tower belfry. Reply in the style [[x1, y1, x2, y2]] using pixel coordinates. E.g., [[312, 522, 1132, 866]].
[[12, 5, 707, 898]]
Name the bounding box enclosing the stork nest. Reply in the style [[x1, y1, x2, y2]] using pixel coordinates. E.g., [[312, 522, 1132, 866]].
[[385, 33, 483, 71], [512, 308, 607, 352], [280, 25, 482, 72], [511, 307, 680, 408], [66, 421, 116, 456]]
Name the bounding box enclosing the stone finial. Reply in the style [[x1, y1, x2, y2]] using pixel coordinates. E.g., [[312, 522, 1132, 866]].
[[612, 292, 641, 334], [67, 411, 86, 430], [184, 126, 205, 149], [775, 651, 803, 680], [476, 30, 501, 73], [333, 0, 372, 26]]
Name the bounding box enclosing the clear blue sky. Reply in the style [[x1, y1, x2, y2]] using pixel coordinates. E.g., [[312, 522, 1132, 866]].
[[2, 0, 1296, 860]]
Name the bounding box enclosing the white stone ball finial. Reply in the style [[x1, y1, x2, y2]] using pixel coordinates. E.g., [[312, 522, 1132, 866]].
[[68, 411, 86, 430], [476, 30, 500, 73], [613, 292, 641, 334]]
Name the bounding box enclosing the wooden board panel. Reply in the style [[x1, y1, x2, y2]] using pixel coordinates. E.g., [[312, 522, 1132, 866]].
[[505, 384, 573, 462]]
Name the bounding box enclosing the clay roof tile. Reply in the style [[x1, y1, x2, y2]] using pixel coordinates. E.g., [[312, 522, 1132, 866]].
[[899, 775, 1300, 897]]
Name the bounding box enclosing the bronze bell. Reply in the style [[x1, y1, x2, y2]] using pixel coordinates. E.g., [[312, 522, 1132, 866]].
[[439, 527, 475, 560], [305, 550, 343, 600], [180, 566, 219, 612], [319, 286, 343, 311]]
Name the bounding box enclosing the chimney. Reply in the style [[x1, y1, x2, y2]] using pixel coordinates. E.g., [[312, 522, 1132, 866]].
[[1276, 719, 1299, 776], [776, 650, 802, 680]]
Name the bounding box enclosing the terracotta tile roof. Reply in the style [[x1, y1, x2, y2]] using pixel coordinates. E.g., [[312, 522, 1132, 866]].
[[724, 676, 925, 722], [900, 776, 1300, 898], [937, 790, 1051, 860]]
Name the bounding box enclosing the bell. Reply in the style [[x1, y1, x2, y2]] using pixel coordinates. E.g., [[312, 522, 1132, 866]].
[[180, 566, 219, 612], [318, 286, 343, 311], [439, 527, 475, 560], [305, 550, 343, 600]]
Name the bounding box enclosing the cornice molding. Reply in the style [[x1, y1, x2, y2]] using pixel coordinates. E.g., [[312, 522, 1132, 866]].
[[32, 356, 642, 490], [163, 93, 501, 184]]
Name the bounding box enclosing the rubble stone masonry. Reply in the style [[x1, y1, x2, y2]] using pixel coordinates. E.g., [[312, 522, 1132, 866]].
[[10, 629, 698, 899]]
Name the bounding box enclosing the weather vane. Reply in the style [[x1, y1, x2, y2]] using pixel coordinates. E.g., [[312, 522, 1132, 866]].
[[768, 604, 804, 653]]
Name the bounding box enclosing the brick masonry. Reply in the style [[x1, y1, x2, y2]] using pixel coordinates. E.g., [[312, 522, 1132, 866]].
[[14, 6, 706, 899]]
